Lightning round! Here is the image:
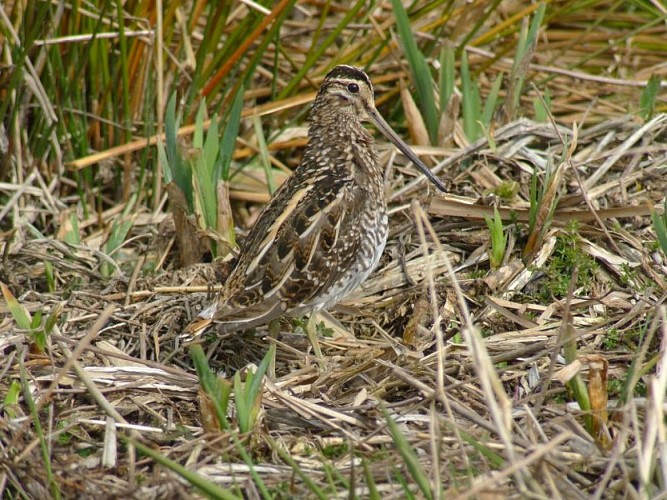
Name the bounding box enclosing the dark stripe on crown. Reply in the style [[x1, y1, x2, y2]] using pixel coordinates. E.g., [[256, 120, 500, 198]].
[[324, 65, 372, 89]]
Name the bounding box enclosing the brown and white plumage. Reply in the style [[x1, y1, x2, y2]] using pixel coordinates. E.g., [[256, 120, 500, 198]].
[[184, 65, 446, 342]]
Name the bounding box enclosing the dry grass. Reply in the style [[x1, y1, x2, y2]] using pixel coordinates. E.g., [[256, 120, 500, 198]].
[[2, 0, 667, 498]]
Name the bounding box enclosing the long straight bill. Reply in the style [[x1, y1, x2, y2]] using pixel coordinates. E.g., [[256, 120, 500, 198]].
[[368, 108, 448, 193]]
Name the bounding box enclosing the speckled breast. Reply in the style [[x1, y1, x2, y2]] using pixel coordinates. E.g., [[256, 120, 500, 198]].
[[314, 196, 388, 312]]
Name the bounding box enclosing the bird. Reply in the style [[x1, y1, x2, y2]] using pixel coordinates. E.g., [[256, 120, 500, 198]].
[[183, 64, 447, 357]]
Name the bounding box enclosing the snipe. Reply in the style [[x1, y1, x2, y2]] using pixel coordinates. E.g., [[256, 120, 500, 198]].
[[183, 65, 446, 356]]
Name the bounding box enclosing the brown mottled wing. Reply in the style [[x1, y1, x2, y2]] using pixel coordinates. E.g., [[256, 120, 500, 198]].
[[210, 168, 364, 332]]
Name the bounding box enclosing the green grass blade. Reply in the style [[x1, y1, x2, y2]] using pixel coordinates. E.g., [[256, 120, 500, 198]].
[[61, 211, 81, 245], [484, 206, 507, 269], [114, 0, 131, 144], [192, 157, 216, 234], [532, 87, 552, 122], [439, 43, 455, 113], [191, 104, 221, 235], [204, 115, 221, 174], [191, 346, 271, 497], [252, 116, 276, 194], [131, 438, 241, 500], [525, 4, 546, 60], [362, 459, 381, 500], [252, 116, 275, 194], [506, 3, 546, 120], [101, 217, 135, 277], [3, 380, 21, 419], [193, 100, 206, 150], [234, 344, 274, 434], [394, 469, 417, 500], [391, 0, 438, 145], [101, 194, 137, 275], [454, 427, 505, 469], [44, 260, 55, 293], [246, 344, 274, 403], [204, 118, 221, 180], [481, 71, 504, 128], [1, 281, 32, 330], [616, 321, 649, 406], [157, 141, 171, 184], [460, 51, 481, 142], [191, 346, 231, 430], [640, 74, 660, 121], [563, 322, 592, 431], [44, 304, 62, 336], [163, 93, 193, 210], [20, 358, 61, 499], [382, 407, 433, 500], [163, 93, 179, 181], [528, 167, 539, 230], [228, 433, 271, 499], [216, 85, 245, 182], [106, 218, 135, 258], [233, 372, 249, 433], [651, 203, 667, 256]]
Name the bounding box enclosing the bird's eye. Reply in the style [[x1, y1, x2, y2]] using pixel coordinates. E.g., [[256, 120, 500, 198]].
[[347, 83, 359, 93]]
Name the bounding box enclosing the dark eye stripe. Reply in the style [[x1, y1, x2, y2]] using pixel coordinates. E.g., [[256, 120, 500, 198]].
[[322, 78, 373, 99]]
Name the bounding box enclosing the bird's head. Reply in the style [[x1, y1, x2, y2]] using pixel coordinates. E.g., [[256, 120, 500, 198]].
[[312, 65, 448, 192], [316, 64, 377, 121]]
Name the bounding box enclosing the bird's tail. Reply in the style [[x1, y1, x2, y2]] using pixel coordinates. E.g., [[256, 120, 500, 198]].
[[180, 302, 218, 343]]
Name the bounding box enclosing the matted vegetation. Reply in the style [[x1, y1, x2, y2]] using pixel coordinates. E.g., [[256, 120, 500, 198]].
[[1, 0, 667, 497]]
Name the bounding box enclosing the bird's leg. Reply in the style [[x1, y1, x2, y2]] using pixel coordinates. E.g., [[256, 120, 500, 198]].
[[306, 313, 324, 361], [267, 319, 281, 379]]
